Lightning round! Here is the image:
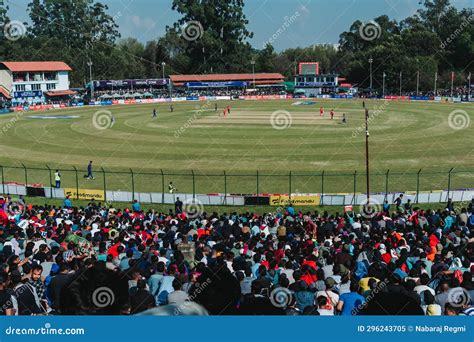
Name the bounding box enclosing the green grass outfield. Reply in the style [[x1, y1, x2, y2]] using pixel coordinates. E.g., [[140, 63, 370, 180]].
[[0, 99, 472, 195]]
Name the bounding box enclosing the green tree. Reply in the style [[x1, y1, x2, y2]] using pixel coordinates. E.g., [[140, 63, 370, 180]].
[[26, 0, 120, 86], [167, 0, 254, 73]]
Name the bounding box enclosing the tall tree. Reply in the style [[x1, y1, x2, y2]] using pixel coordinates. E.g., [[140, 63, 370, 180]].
[[166, 0, 254, 73], [26, 0, 120, 86]]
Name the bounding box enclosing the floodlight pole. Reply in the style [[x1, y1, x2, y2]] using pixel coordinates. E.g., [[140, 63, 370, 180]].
[[251, 60, 256, 89], [87, 60, 94, 100], [399, 71, 402, 96], [369, 57, 373, 94], [365, 108, 370, 202], [468, 72, 471, 101], [434, 72, 438, 96], [416, 71, 420, 96], [382, 72, 386, 98]]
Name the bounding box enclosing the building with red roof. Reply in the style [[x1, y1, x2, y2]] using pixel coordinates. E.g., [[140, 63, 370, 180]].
[[0, 61, 73, 104], [170, 73, 285, 88]]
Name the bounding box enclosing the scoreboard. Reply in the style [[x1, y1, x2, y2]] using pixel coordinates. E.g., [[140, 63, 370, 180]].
[[298, 62, 320, 75]]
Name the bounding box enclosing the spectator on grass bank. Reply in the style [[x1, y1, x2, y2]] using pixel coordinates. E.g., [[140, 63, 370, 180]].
[[63, 196, 72, 208], [0, 193, 472, 316], [54, 170, 61, 188], [132, 200, 141, 212], [175, 197, 183, 214]]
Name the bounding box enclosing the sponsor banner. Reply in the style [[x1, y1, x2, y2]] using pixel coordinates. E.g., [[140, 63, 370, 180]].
[[434, 96, 442, 101], [296, 82, 336, 87], [13, 90, 43, 98], [409, 96, 432, 101], [333, 94, 353, 99], [270, 195, 320, 206], [344, 205, 353, 212], [186, 96, 199, 101], [184, 81, 247, 88], [100, 100, 113, 106], [64, 188, 105, 201], [93, 79, 168, 88], [239, 95, 287, 100], [384, 96, 410, 100]]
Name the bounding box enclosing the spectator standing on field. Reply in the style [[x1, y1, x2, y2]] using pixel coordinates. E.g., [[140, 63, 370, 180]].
[[54, 170, 61, 188], [169, 182, 176, 194], [85, 161, 94, 179]]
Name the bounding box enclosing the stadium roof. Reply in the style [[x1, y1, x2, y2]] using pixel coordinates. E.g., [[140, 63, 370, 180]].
[[0, 61, 72, 72], [44, 90, 76, 96], [0, 85, 11, 99], [170, 73, 285, 86]]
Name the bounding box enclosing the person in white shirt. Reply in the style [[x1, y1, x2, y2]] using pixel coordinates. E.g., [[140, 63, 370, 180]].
[[167, 278, 188, 305], [316, 295, 335, 316]]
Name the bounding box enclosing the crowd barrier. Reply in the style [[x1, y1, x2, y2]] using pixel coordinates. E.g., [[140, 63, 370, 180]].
[[3, 182, 472, 207], [7, 93, 474, 112]]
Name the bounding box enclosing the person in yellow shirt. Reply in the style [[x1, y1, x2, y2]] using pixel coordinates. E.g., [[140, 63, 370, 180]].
[[54, 170, 61, 188]]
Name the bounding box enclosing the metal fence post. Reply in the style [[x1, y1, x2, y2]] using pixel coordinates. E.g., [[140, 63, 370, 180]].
[[256, 171, 259, 205], [102, 167, 107, 202], [416, 169, 422, 203], [46, 165, 52, 198], [192, 170, 195, 199], [321, 171, 325, 206], [22, 163, 28, 186], [289, 171, 292, 200], [0, 165, 4, 194], [447, 167, 455, 199], [353, 170, 357, 204], [161, 169, 164, 204], [385, 169, 390, 199], [223, 170, 227, 205], [130, 168, 135, 200], [73, 166, 79, 200]]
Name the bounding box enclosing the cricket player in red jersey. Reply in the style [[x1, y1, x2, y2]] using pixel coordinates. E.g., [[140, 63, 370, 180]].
[[330, 109, 334, 120], [320, 106, 324, 116], [226, 105, 231, 114], [223, 109, 227, 117]]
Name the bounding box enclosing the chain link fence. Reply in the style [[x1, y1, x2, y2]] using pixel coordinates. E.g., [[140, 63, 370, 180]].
[[0, 164, 472, 202]]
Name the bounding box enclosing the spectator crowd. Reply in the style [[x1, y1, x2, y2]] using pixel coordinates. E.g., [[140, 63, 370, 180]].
[[0, 193, 472, 316]]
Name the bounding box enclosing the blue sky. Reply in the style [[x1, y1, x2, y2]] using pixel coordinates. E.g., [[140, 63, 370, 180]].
[[6, 0, 473, 51]]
